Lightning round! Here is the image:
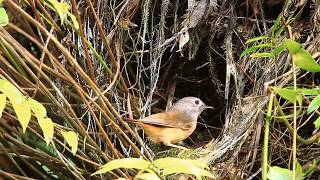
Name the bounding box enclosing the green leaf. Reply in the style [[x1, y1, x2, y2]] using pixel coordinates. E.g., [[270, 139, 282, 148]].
[[250, 52, 273, 58], [245, 36, 270, 44], [136, 173, 161, 180], [0, 7, 9, 27], [153, 158, 214, 180], [38, 117, 54, 145], [240, 43, 272, 58], [92, 158, 151, 176], [66, 12, 79, 30], [47, 0, 70, 24], [61, 130, 78, 155], [295, 87, 320, 96], [292, 48, 320, 72], [307, 95, 320, 114], [12, 98, 31, 133], [27, 98, 47, 119], [267, 166, 292, 180], [314, 116, 320, 128], [295, 162, 304, 180], [274, 43, 286, 56], [272, 87, 300, 103], [282, 39, 320, 72], [271, 16, 281, 38], [283, 39, 301, 54], [0, 94, 6, 117], [0, 79, 23, 104]]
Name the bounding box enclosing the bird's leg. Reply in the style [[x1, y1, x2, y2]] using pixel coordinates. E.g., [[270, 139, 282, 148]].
[[163, 142, 188, 150]]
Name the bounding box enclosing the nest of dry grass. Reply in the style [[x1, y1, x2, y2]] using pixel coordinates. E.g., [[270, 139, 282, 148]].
[[0, 0, 320, 179]]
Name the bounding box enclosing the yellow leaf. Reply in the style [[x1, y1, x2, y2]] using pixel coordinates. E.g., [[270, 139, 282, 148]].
[[66, 12, 79, 30], [61, 130, 78, 155], [47, 0, 70, 24], [38, 117, 54, 145], [0, 94, 6, 117], [0, 79, 23, 104], [27, 98, 47, 120], [92, 158, 151, 176], [12, 98, 31, 133]]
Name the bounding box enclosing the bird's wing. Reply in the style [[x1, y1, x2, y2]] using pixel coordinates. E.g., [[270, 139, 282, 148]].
[[139, 111, 194, 130]]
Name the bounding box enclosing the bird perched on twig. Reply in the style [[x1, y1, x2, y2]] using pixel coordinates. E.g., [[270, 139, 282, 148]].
[[126, 97, 212, 149]]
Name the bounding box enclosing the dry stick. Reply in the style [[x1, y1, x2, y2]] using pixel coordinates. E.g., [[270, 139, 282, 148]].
[[70, 0, 97, 85], [84, 0, 129, 91], [0, 32, 113, 162], [0, 141, 28, 177], [2, 26, 124, 162], [7, 0, 148, 159], [0, 169, 34, 180]]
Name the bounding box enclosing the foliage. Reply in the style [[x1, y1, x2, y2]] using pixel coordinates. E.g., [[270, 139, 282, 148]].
[[0, 79, 78, 153], [243, 16, 320, 179], [92, 157, 215, 180]]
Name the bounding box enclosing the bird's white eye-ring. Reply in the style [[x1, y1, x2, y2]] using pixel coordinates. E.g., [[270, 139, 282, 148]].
[[194, 99, 200, 106]]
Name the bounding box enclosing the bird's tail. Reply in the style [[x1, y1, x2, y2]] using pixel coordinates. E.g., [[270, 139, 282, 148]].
[[123, 117, 142, 125]]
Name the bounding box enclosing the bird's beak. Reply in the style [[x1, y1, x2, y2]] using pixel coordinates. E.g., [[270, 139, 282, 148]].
[[204, 105, 214, 109]]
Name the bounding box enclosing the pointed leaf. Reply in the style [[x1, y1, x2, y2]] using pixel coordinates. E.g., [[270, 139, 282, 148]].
[[250, 52, 273, 58], [0, 94, 6, 117], [240, 43, 272, 58], [307, 95, 320, 114], [92, 158, 151, 176], [267, 166, 292, 180], [272, 87, 300, 103], [0, 7, 8, 27], [283, 39, 320, 72], [136, 173, 161, 180], [66, 12, 79, 30], [0, 79, 23, 104], [292, 48, 320, 72], [314, 116, 320, 128], [295, 162, 304, 180], [38, 117, 54, 145], [47, 0, 70, 24], [12, 98, 31, 133], [61, 130, 78, 155], [245, 36, 270, 44], [27, 98, 47, 119], [153, 158, 214, 179]]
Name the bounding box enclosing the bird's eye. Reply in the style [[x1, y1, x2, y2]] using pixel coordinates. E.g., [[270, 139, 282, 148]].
[[194, 99, 200, 105]]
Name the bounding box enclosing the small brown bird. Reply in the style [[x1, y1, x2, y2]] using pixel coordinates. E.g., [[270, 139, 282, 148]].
[[127, 97, 212, 149]]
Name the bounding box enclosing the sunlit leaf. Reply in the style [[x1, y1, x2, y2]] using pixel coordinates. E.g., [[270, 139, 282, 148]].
[[27, 98, 47, 119], [0, 94, 6, 117], [47, 0, 70, 24], [272, 87, 300, 103], [245, 36, 270, 44], [12, 98, 31, 133], [61, 130, 78, 155], [240, 43, 272, 58], [307, 95, 320, 114], [274, 43, 286, 56], [92, 158, 151, 176], [136, 173, 161, 180], [66, 12, 79, 30], [295, 87, 320, 96], [292, 48, 320, 72], [0, 79, 23, 104], [153, 158, 214, 179], [38, 117, 54, 145], [0, 7, 8, 27], [314, 116, 320, 128], [283, 39, 320, 72], [267, 166, 292, 180], [250, 52, 273, 58]]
